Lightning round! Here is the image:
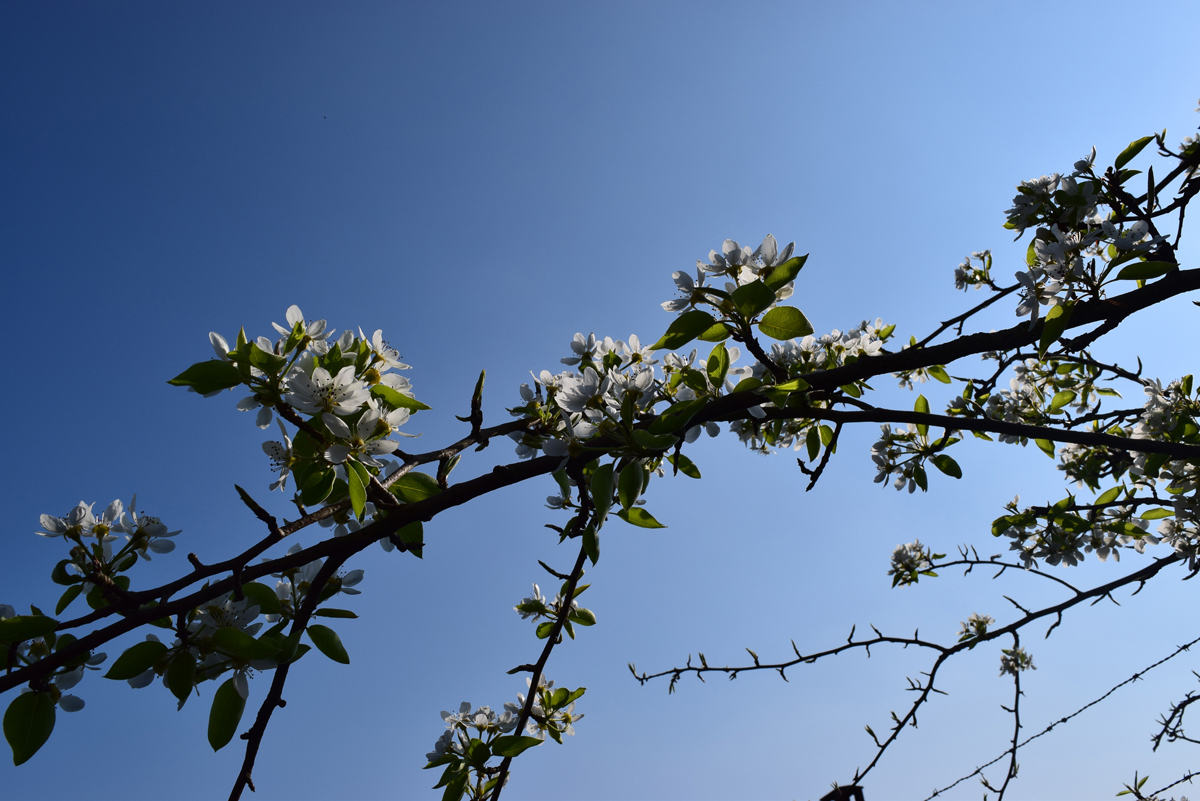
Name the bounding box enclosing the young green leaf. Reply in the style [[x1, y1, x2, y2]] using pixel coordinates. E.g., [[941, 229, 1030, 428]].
[[914, 395, 930, 436], [54, 586, 83, 616], [583, 524, 600, 566], [165, 652, 197, 705], [1114, 135, 1154, 169], [240, 583, 282, 616], [731, 280, 776, 319], [104, 641, 168, 680], [616, 508, 666, 528], [696, 322, 733, 342], [390, 472, 442, 503], [0, 616, 58, 645], [207, 679, 246, 752], [589, 462, 614, 526], [1115, 261, 1176, 281], [212, 628, 282, 661], [489, 735, 543, 758], [763, 254, 808, 291], [617, 463, 644, 511], [1049, 390, 1077, 413], [667, 453, 701, 479], [166, 360, 244, 395], [370, 384, 431, 411], [347, 460, 370, 520], [650, 310, 717, 351], [930, 454, 962, 479], [4, 691, 55, 766], [757, 307, 813, 341], [307, 624, 350, 664], [707, 342, 730, 386], [300, 468, 336, 507], [1038, 301, 1074, 358]]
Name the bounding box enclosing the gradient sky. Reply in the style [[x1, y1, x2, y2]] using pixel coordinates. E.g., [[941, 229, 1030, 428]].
[[3, 2, 1200, 799]]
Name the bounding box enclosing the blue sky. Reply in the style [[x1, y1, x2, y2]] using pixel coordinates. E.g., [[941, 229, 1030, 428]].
[[3, 2, 1200, 799]]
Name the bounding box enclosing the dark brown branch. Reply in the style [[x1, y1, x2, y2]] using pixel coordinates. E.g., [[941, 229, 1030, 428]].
[[228, 553, 347, 801], [766, 404, 1200, 460], [914, 284, 1019, 349], [489, 541, 590, 801], [0, 453, 561, 695]]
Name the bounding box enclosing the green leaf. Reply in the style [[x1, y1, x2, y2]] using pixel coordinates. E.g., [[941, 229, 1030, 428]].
[[347, 460, 370, 520], [536, 621, 556, 639], [570, 607, 597, 626], [0, 615, 58, 645], [926, 365, 951, 384], [1049, 390, 1077, 413], [589, 463, 614, 525], [166, 652, 197, 705], [1115, 261, 1176, 281], [632, 429, 678, 451], [930, 455, 962, 479], [1035, 438, 1056, 458], [706, 343, 730, 386], [912, 464, 928, 492], [763, 254, 808, 291], [731, 280, 777, 319], [1038, 301, 1074, 358], [731, 377, 762, 393], [370, 384, 431, 411], [167, 360, 244, 395], [667, 453, 701, 479], [54, 586, 83, 616], [1115, 135, 1154, 170], [617, 464, 644, 511], [248, 342, 287, 374], [489, 735, 543, 758], [583, 524, 599, 566], [914, 395, 929, 436], [50, 560, 79, 586], [307, 625, 350, 664], [806, 426, 820, 461], [104, 641, 167, 680], [314, 608, 359, 619], [649, 399, 706, 436], [240, 583, 282, 616], [616, 508, 666, 528], [390, 472, 442, 503], [650, 310, 717, 351], [1141, 508, 1175, 520], [1116, 168, 1141, 185], [4, 692, 54, 765], [696, 322, 733, 342], [300, 468, 336, 507], [212, 628, 282, 661], [207, 679, 246, 752], [757, 306, 814, 341], [1096, 486, 1123, 505], [772, 377, 810, 392], [397, 520, 424, 558]]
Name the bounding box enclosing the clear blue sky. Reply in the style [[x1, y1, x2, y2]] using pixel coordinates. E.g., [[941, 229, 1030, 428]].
[[3, 2, 1200, 799]]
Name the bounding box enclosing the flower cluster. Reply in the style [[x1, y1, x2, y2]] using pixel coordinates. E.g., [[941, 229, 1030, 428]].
[[887, 540, 941, 587], [191, 305, 423, 506], [999, 646, 1036, 677], [0, 604, 107, 715], [954, 250, 993, 291], [958, 613, 994, 643]]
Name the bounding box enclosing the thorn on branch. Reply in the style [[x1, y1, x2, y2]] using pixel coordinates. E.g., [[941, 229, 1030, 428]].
[[455, 369, 486, 437], [537, 560, 571, 580], [187, 553, 204, 571], [234, 484, 282, 537]]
